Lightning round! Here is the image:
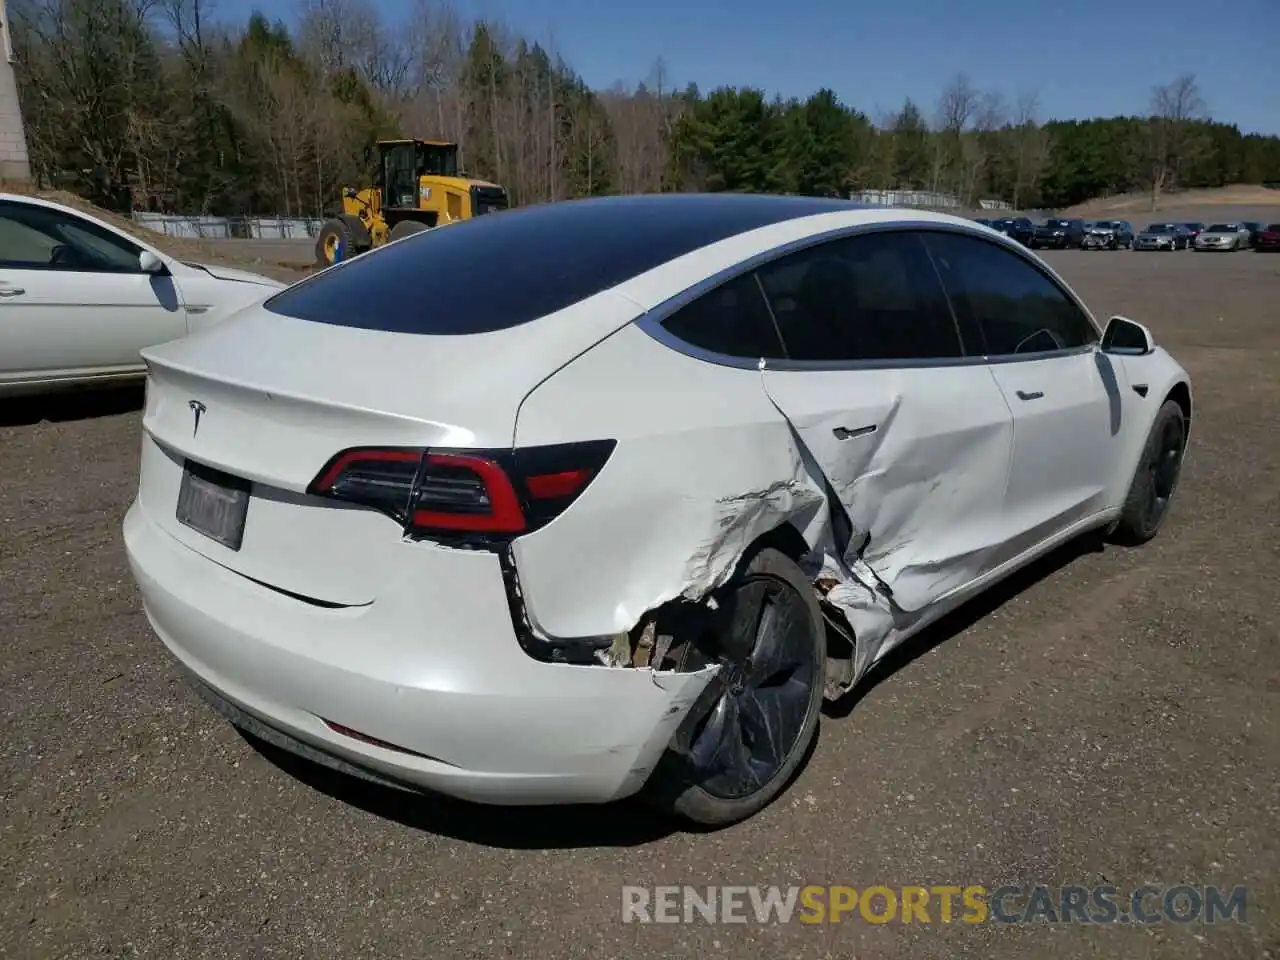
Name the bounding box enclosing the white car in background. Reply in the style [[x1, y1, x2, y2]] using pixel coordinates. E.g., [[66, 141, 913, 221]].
[[124, 195, 1193, 826], [0, 193, 284, 397], [1193, 222, 1250, 252]]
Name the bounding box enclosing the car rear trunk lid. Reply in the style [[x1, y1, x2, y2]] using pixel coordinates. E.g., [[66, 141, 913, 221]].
[[135, 297, 639, 604]]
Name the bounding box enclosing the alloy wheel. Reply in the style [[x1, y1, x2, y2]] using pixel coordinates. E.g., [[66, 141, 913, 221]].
[[1143, 415, 1185, 529], [680, 574, 819, 801]]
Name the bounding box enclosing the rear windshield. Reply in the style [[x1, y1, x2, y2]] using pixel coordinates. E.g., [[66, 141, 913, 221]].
[[266, 194, 856, 335], [1268, 224, 1280, 232]]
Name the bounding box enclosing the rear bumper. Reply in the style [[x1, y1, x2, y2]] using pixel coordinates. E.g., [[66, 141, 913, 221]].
[[124, 500, 716, 806]]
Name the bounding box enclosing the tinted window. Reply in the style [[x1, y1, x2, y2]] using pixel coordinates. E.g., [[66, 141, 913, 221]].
[[755, 230, 963, 362], [0, 201, 143, 272], [925, 232, 1097, 356], [266, 194, 861, 335], [660, 273, 785, 359]]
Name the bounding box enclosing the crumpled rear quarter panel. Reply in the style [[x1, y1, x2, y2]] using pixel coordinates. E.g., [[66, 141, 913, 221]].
[[510, 324, 826, 640]]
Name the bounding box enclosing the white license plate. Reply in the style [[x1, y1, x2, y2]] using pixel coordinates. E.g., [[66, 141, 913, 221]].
[[176, 460, 250, 550]]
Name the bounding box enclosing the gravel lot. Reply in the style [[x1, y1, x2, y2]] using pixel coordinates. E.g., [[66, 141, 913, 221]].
[[2, 237, 1278, 959]]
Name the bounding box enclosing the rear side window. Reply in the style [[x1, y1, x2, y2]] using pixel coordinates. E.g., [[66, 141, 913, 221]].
[[265, 194, 858, 335], [925, 232, 1098, 356], [660, 274, 785, 359], [755, 230, 963, 362]]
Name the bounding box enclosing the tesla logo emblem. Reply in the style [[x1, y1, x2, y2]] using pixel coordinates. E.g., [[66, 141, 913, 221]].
[[188, 400, 207, 436]]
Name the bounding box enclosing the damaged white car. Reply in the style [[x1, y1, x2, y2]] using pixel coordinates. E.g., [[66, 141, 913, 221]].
[[123, 194, 1193, 826]]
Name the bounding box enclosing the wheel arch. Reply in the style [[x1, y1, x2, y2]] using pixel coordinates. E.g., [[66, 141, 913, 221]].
[[731, 521, 856, 702], [1165, 380, 1192, 428]]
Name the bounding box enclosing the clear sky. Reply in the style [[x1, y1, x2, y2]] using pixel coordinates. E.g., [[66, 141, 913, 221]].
[[217, 0, 1280, 134]]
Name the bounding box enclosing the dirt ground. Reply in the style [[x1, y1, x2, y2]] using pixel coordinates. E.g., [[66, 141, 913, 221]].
[[1065, 184, 1280, 219], [1, 228, 1278, 959]]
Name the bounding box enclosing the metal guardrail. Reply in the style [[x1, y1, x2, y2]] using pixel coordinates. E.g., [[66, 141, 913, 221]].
[[132, 212, 322, 240]]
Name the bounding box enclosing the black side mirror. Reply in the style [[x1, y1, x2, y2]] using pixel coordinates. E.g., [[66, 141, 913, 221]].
[[1102, 315, 1155, 356]]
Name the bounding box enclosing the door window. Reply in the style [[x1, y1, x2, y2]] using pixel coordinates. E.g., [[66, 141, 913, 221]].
[[925, 231, 1098, 356], [659, 273, 786, 360], [754, 230, 964, 362], [0, 201, 144, 273]]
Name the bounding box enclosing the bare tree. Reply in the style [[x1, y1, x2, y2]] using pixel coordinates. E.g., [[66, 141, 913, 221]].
[[402, 0, 465, 146], [958, 90, 1004, 206], [601, 58, 678, 194], [936, 72, 979, 134], [1148, 73, 1205, 209], [1010, 90, 1052, 209], [11, 0, 168, 204], [930, 72, 979, 196]]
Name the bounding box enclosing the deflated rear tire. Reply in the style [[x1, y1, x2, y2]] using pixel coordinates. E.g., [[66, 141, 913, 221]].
[[1110, 399, 1187, 546], [642, 547, 826, 827]]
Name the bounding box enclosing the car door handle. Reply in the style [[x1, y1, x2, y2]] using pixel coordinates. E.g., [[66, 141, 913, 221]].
[[0, 286, 25, 297], [1015, 390, 1044, 401], [833, 424, 877, 441]]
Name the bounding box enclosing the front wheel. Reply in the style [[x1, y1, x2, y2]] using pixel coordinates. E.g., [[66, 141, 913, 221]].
[[1110, 399, 1187, 546], [315, 218, 353, 267], [642, 547, 827, 827]]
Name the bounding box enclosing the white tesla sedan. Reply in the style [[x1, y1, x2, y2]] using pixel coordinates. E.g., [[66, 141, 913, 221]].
[[0, 193, 284, 397], [123, 194, 1192, 826]]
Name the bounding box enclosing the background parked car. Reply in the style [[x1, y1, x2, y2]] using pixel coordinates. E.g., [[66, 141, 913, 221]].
[[1082, 219, 1134, 250], [1032, 217, 1086, 249], [1254, 223, 1280, 252], [989, 216, 1035, 246], [1240, 221, 1265, 248], [1178, 222, 1205, 244], [1193, 222, 1251, 252], [1133, 223, 1191, 251], [0, 194, 284, 398]]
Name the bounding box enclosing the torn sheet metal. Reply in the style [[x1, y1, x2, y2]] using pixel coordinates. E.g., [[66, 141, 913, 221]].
[[509, 322, 1012, 681], [614, 662, 721, 798], [678, 462, 827, 600], [801, 548, 899, 687], [761, 364, 1015, 614]]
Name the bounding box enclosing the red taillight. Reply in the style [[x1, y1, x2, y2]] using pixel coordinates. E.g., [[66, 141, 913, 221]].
[[525, 468, 594, 499], [307, 440, 615, 540], [411, 452, 525, 533]]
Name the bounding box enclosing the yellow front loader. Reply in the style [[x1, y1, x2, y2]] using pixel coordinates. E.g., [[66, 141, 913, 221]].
[[315, 139, 509, 266]]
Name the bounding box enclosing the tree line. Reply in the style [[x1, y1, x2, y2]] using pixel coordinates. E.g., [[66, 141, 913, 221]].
[[10, 0, 1280, 217]]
